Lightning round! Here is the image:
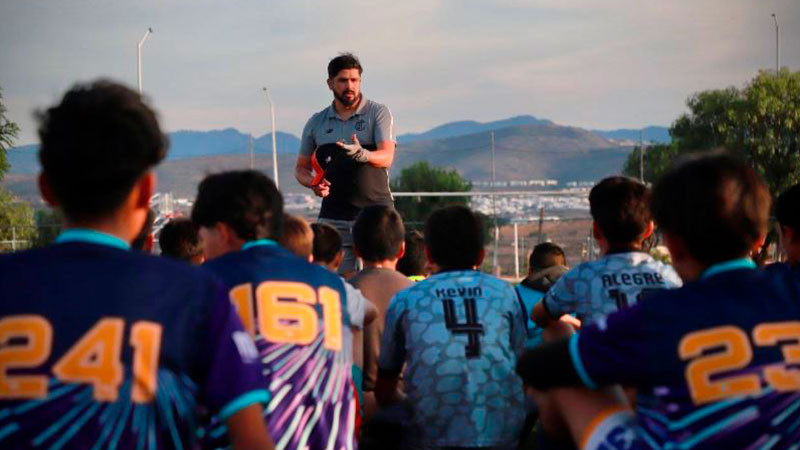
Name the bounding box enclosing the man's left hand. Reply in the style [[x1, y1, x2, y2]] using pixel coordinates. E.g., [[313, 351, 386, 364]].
[[337, 134, 370, 163]]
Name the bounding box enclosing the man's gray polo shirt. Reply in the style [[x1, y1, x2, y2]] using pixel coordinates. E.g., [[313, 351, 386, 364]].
[[299, 97, 395, 220]]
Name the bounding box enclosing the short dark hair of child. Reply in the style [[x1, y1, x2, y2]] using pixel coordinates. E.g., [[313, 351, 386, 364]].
[[529, 242, 566, 271], [424, 206, 484, 271], [651, 152, 770, 266], [311, 222, 342, 265], [191, 170, 283, 242], [37, 80, 167, 221], [397, 230, 426, 277], [776, 183, 800, 232], [589, 176, 652, 245], [158, 218, 202, 262], [353, 205, 405, 263]]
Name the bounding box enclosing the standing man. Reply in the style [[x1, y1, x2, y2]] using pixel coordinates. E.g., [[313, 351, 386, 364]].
[[295, 52, 396, 276]]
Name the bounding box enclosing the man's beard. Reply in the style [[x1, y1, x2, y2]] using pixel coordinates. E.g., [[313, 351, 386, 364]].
[[335, 90, 361, 107]]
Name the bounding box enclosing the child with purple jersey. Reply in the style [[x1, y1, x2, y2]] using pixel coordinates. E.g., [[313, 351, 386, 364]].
[[517, 153, 800, 450], [0, 81, 272, 450], [194, 171, 360, 450]]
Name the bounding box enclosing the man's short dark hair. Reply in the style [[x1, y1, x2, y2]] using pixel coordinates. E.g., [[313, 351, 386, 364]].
[[311, 222, 342, 264], [353, 205, 405, 263], [397, 230, 426, 277], [589, 176, 652, 245], [131, 208, 156, 251], [651, 152, 770, 266], [159, 218, 203, 262], [328, 53, 363, 79], [191, 170, 283, 242], [529, 242, 566, 271], [425, 206, 484, 271], [37, 80, 167, 221], [776, 183, 800, 232]]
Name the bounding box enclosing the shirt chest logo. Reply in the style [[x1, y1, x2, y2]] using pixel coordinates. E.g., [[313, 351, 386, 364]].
[[355, 120, 366, 131]]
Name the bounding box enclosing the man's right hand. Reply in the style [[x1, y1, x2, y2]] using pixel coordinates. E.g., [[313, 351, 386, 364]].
[[313, 179, 331, 198]]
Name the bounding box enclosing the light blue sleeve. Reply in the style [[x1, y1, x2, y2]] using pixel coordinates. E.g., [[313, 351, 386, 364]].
[[543, 271, 576, 319], [377, 294, 406, 375], [662, 264, 683, 288]]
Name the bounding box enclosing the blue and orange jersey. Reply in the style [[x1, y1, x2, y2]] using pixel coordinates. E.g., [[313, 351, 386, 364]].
[[202, 240, 356, 450], [0, 229, 267, 449], [573, 259, 800, 449]]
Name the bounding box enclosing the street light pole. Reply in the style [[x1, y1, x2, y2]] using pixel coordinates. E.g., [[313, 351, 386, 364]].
[[137, 28, 153, 95], [772, 13, 780, 72], [263, 87, 279, 189]]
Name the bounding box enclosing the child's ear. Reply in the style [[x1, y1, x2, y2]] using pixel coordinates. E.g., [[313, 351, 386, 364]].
[[592, 221, 603, 241], [641, 221, 655, 241], [38, 173, 59, 207], [332, 250, 345, 270]]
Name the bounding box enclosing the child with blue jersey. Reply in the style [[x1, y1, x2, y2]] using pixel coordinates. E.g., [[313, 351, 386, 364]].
[[533, 176, 681, 330], [376, 205, 529, 449], [517, 153, 800, 450], [516, 242, 572, 348], [0, 81, 272, 449], [192, 171, 360, 450]]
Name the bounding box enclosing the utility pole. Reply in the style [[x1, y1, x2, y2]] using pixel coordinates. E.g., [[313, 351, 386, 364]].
[[491, 131, 499, 274], [639, 129, 645, 183], [513, 222, 520, 279], [772, 13, 780, 72], [263, 88, 279, 189], [137, 28, 153, 95], [248, 133, 254, 170], [537, 206, 545, 243]]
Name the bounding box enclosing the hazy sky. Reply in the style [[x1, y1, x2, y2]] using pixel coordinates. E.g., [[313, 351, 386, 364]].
[[1, 0, 798, 145]]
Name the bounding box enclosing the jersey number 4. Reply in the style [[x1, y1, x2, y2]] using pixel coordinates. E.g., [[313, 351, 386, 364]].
[[0, 316, 161, 403], [229, 281, 343, 351], [442, 298, 484, 358]]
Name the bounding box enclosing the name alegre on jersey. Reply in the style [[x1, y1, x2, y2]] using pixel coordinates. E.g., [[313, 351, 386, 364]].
[[600, 272, 668, 288], [545, 252, 682, 325]]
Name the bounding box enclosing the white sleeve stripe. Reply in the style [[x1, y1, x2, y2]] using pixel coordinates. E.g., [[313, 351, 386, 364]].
[[386, 107, 395, 142]]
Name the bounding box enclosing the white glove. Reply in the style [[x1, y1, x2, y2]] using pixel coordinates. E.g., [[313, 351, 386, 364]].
[[337, 135, 370, 163]]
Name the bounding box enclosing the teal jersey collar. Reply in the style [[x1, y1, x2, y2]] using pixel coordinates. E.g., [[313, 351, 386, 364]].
[[701, 258, 757, 280], [241, 239, 278, 251], [55, 228, 130, 250]]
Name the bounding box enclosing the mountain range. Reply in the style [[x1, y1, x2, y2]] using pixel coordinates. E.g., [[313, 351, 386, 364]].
[[3, 116, 669, 203]]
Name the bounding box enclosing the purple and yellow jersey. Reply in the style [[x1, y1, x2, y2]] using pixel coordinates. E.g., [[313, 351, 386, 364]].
[[203, 240, 356, 450], [573, 259, 800, 449], [0, 229, 267, 449], [544, 251, 681, 325]]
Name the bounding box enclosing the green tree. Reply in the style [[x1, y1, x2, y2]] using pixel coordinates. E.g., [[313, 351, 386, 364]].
[[0, 87, 20, 180], [391, 161, 472, 225], [0, 189, 36, 251], [0, 86, 36, 251], [623, 69, 800, 194], [622, 144, 680, 183]]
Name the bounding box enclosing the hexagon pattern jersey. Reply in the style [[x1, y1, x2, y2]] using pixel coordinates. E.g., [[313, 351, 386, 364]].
[[544, 251, 682, 325], [379, 270, 528, 448]]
